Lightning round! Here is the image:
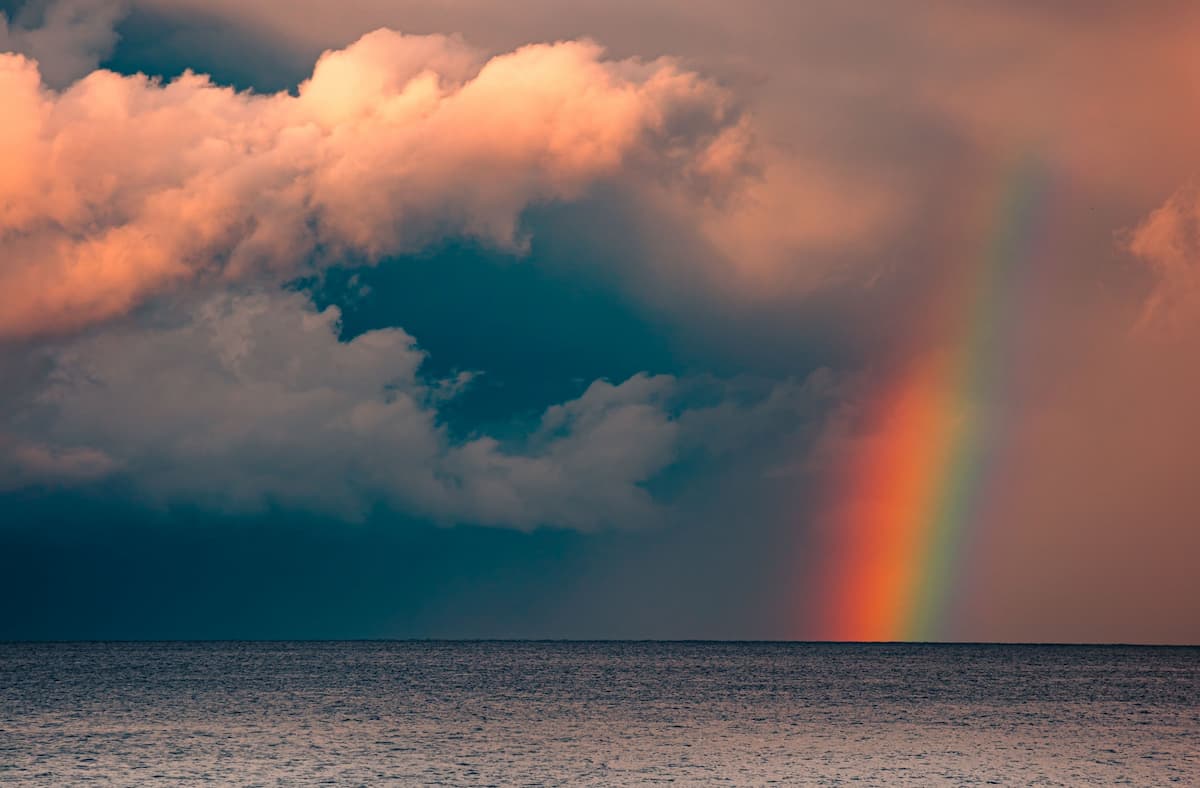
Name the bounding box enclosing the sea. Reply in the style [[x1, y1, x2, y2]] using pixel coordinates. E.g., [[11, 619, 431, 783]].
[[1, 642, 1197, 785]]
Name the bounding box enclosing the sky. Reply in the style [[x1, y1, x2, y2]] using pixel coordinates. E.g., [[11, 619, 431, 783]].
[[1, 0, 1198, 643]]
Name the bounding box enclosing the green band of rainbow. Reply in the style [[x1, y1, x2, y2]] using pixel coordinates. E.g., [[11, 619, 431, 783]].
[[808, 155, 1047, 642]]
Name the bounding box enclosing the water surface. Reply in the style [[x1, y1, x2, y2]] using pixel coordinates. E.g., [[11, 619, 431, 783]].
[[2, 642, 1197, 784]]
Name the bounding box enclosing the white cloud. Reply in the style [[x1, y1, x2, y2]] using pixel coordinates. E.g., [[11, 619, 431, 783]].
[[3, 288, 816, 529]]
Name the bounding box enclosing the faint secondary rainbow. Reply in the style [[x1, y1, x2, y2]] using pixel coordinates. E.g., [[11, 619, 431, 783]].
[[808, 155, 1049, 642]]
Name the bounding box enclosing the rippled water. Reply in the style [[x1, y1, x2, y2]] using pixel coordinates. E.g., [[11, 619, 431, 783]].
[[2, 642, 1197, 785]]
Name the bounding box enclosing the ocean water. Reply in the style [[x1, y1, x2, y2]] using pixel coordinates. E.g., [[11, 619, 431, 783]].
[[1, 642, 1197, 785]]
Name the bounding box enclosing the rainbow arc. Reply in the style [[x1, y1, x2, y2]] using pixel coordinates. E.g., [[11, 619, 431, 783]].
[[808, 156, 1048, 642]]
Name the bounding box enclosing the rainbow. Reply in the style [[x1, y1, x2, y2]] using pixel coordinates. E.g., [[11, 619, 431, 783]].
[[807, 156, 1049, 642]]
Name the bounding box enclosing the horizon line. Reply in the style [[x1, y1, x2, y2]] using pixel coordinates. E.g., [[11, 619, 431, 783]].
[[3, 638, 1197, 648]]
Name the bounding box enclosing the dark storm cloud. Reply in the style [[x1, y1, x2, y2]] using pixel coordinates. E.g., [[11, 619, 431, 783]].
[[3, 0, 1200, 642]]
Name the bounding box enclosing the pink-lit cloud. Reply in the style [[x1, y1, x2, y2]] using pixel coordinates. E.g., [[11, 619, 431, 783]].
[[1126, 184, 1200, 331], [118, 2, 1200, 297], [0, 27, 746, 339], [5, 0, 1200, 642]]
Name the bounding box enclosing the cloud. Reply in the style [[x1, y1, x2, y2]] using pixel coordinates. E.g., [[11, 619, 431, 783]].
[[0, 438, 118, 489], [786, 181, 1200, 643], [6, 0, 1198, 640], [2, 288, 818, 529], [1126, 184, 1200, 331], [117, 2, 1200, 293], [0, 0, 124, 87], [0, 26, 746, 340]]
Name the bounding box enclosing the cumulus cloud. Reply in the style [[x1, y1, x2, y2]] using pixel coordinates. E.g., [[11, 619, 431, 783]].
[[0, 27, 747, 340], [119, 2, 1200, 295], [1127, 184, 1200, 330], [0, 0, 123, 87], [2, 289, 816, 529], [7, 0, 1197, 639]]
